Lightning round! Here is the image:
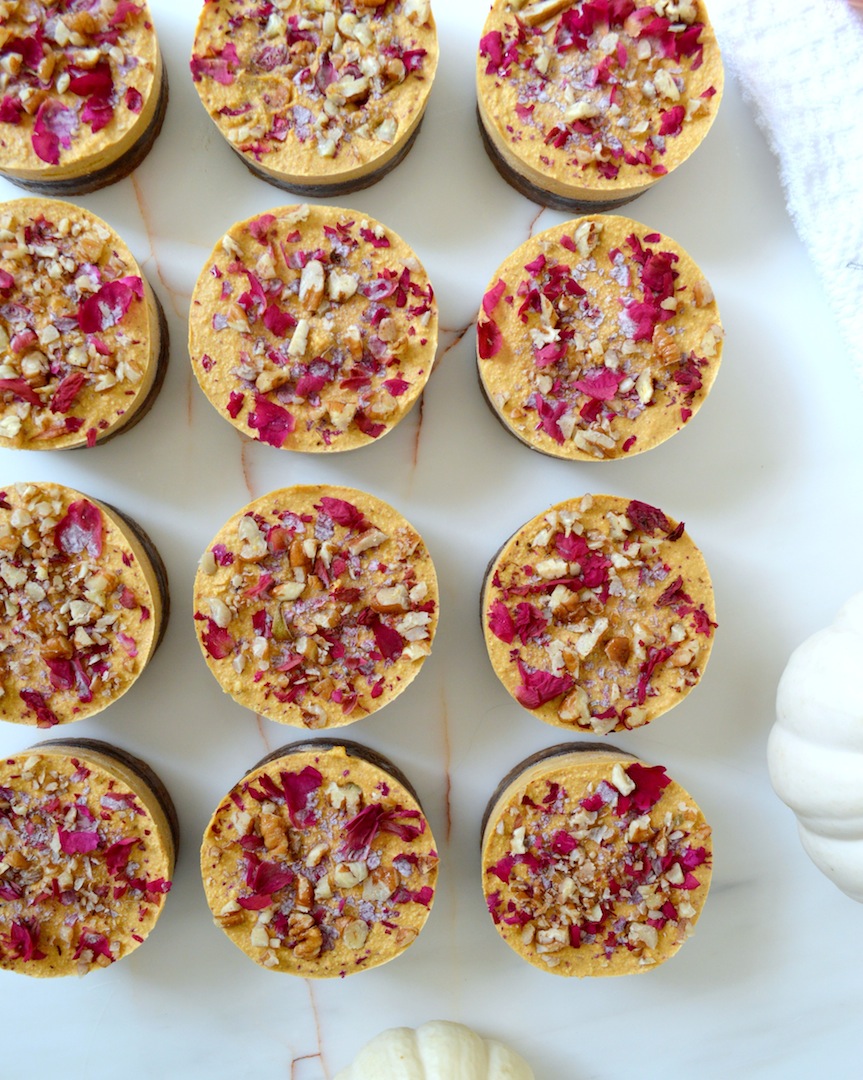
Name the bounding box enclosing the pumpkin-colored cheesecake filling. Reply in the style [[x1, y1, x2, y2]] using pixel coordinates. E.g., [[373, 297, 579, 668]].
[[190, 0, 438, 192], [0, 482, 166, 727], [476, 0, 723, 208], [194, 485, 438, 728], [0, 198, 165, 450], [482, 746, 712, 976], [0, 741, 175, 977], [202, 742, 438, 977], [0, 0, 164, 187], [483, 494, 716, 733], [477, 215, 723, 460], [189, 204, 436, 452]]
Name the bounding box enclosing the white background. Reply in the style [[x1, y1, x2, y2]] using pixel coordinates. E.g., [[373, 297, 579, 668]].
[[1, 2, 862, 1077]]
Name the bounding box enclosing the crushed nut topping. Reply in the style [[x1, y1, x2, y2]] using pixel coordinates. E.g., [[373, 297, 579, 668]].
[[194, 485, 438, 728], [190, 0, 438, 182], [477, 0, 722, 195], [0, 745, 173, 976], [478, 216, 723, 460], [483, 494, 716, 734], [0, 483, 162, 727], [0, 199, 159, 450], [189, 204, 437, 452], [201, 743, 438, 977], [482, 749, 712, 976], [0, 1, 160, 174]]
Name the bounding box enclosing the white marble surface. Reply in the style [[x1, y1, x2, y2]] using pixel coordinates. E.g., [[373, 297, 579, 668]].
[[2, 2, 863, 1077]]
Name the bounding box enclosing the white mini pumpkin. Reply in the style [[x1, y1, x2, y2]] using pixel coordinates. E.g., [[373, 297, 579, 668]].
[[334, 1020, 536, 1080], [769, 592, 863, 901]]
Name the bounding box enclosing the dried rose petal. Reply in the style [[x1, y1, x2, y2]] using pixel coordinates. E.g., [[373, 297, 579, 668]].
[[371, 616, 404, 661], [18, 689, 59, 728], [190, 42, 240, 86], [513, 602, 547, 643], [2, 920, 46, 962], [54, 500, 103, 559], [0, 96, 24, 125], [625, 499, 671, 535], [478, 317, 503, 360], [488, 599, 516, 643], [105, 837, 140, 876], [621, 762, 672, 813], [73, 929, 114, 963], [515, 662, 574, 708], [248, 395, 294, 447], [58, 828, 100, 855], [32, 99, 77, 165], [573, 369, 623, 401], [0, 377, 42, 406], [77, 277, 143, 334], [281, 766, 323, 828], [316, 496, 365, 529], [50, 372, 86, 414], [341, 803, 424, 860], [201, 617, 235, 660], [483, 278, 507, 315], [68, 62, 113, 98]]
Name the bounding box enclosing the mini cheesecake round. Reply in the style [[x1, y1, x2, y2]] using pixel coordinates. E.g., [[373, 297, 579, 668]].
[[194, 485, 438, 728], [189, 204, 437, 452], [476, 0, 723, 212], [201, 739, 438, 976], [190, 0, 438, 196], [482, 494, 716, 734], [0, 738, 177, 976], [0, 198, 168, 450], [481, 743, 712, 976], [0, 1, 167, 195], [477, 215, 723, 460], [0, 481, 168, 728]]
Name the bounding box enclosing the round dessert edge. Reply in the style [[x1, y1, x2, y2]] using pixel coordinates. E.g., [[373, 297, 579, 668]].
[[476, 105, 641, 215], [251, 738, 423, 807], [77, 280, 171, 449], [235, 119, 425, 198], [481, 493, 717, 734], [95, 498, 171, 655], [1, 57, 169, 197], [480, 741, 633, 838], [33, 737, 180, 859]]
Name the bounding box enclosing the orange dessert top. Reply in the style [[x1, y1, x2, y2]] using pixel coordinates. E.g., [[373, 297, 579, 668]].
[[189, 203, 437, 452], [482, 493, 716, 734], [0, 482, 167, 728], [482, 744, 712, 976], [0, 0, 164, 191], [0, 739, 176, 977], [190, 0, 438, 193], [477, 215, 723, 460], [0, 198, 165, 450], [476, 0, 723, 210], [201, 740, 438, 976], [193, 485, 438, 728]]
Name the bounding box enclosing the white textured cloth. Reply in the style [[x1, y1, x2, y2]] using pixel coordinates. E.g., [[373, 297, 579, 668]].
[[709, 0, 863, 381]]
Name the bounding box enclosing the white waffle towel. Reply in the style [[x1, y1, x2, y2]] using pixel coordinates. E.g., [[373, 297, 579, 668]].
[[709, 0, 863, 382]]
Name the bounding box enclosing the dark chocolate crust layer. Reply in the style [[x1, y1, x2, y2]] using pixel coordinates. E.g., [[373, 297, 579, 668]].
[[480, 741, 634, 839], [251, 738, 422, 808], [476, 105, 640, 215], [234, 119, 424, 198], [34, 737, 180, 858], [2, 65, 169, 197]]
